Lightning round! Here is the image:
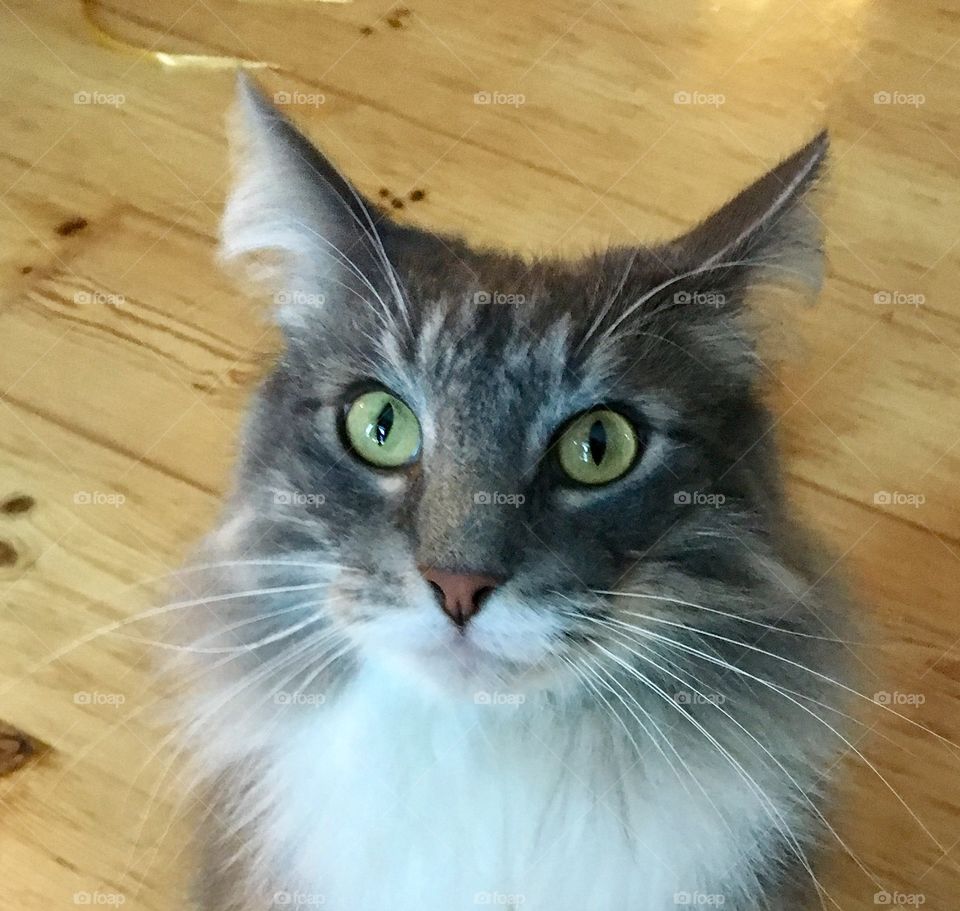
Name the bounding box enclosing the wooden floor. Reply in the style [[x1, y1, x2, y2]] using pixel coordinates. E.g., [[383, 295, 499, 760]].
[[1, 0, 959, 907]]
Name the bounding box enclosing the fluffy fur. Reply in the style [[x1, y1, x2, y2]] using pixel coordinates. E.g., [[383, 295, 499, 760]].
[[170, 76, 854, 911]]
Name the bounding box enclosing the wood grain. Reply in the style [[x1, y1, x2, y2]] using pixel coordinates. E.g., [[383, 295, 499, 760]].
[[1, 0, 959, 907]]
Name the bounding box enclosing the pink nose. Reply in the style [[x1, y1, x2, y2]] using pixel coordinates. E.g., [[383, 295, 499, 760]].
[[419, 566, 500, 627]]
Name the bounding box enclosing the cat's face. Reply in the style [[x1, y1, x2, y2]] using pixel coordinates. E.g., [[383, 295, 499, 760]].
[[205, 77, 827, 702]]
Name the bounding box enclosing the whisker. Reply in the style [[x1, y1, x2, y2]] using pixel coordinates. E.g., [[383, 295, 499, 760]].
[[599, 257, 812, 346], [591, 589, 855, 643], [122, 624, 346, 878], [585, 634, 836, 910], [600, 615, 947, 855], [6, 579, 339, 693], [612, 606, 960, 751]]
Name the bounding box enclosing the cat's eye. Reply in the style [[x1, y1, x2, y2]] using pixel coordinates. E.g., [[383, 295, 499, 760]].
[[557, 409, 639, 485], [344, 390, 421, 468]]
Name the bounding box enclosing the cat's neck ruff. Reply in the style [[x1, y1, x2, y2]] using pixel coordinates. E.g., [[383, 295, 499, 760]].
[[245, 662, 790, 911]]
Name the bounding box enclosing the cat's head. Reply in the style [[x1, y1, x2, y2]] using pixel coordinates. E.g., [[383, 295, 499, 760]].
[[203, 76, 827, 703]]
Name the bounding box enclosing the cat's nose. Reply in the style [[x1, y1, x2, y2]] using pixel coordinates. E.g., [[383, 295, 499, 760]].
[[419, 566, 500, 627]]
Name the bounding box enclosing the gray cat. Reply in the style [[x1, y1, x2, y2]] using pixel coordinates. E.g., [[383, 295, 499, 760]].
[[171, 76, 854, 911]]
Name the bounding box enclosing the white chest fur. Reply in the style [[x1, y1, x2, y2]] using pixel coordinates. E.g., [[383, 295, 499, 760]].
[[250, 665, 775, 911]]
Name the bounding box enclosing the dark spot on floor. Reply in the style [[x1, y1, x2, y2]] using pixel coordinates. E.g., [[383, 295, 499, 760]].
[[0, 722, 38, 777], [20, 265, 32, 275], [53, 855, 80, 873], [386, 8, 411, 29], [56, 217, 89, 237], [0, 541, 17, 566], [391, 198, 405, 209], [1, 495, 35, 515], [379, 187, 391, 198], [409, 188, 426, 202], [360, 25, 374, 35]]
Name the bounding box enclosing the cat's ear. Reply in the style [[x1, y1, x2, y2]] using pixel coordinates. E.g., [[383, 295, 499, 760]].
[[666, 131, 828, 299], [219, 74, 390, 328]]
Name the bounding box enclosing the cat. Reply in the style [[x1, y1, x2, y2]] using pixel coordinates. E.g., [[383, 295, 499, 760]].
[[170, 74, 855, 911]]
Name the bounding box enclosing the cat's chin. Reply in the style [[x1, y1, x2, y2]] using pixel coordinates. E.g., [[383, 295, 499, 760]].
[[368, 629, 558, 704]]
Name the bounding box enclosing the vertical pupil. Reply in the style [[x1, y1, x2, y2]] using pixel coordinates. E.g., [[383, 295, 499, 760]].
[[588, 419, 607, 464], [375, 402, 394, 445]]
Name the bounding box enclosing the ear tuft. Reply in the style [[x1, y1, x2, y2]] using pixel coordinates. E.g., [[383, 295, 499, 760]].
[[219, 74, 388, 328], [671, 130, 829, 294]]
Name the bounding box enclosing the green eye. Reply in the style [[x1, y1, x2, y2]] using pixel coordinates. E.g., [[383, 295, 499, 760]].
[[557, 409, 639, 485], [344, 390, 421, 468]]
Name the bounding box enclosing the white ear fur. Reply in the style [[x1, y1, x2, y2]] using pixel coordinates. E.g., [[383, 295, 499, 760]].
[[219, 76, 361, 326]]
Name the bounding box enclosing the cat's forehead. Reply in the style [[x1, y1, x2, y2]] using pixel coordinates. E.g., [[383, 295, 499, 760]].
[[359, 244, 665, 431]]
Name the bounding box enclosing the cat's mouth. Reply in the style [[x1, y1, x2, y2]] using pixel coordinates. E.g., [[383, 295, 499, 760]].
[[382, 619, 562, 702], [347, 582, 566, 699]]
